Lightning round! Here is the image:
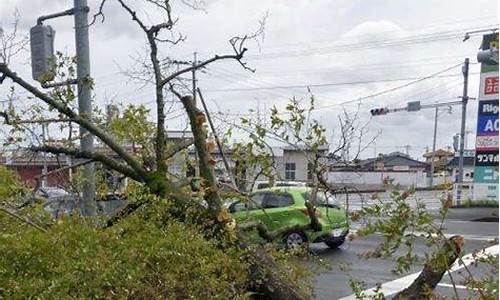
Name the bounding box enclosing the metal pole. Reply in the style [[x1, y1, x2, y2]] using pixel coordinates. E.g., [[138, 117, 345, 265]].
[[74, 0, 96, 215], [429, 106, 438, 187], [192, 52, 197, 104], [197, 88, 237, 188], [456, 58, 469, 205], [42, 124, 48, 187]]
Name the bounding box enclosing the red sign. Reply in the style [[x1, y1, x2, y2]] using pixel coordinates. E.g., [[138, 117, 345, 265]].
[[484, 76, 499, 95]]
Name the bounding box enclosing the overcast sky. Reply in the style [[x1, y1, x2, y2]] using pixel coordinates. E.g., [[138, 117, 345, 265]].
[[0, 0, 498, 159]]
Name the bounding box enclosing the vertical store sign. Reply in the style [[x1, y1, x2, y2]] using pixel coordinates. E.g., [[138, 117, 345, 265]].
[[473, 33, 499, 201]]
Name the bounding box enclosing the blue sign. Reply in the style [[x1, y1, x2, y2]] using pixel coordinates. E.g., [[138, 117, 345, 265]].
[[478, 100, 499, 116], [477, 115, 499, 135]]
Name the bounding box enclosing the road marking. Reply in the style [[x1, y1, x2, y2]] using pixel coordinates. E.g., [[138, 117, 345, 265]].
[[347, 227, 497, 242], [338, 244, 499, 300], [437, 283, 470, 290], [412, 232, 498, 242]]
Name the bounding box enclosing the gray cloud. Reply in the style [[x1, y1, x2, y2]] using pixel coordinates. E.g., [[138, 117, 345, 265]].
[[0, 0, 497, 159]]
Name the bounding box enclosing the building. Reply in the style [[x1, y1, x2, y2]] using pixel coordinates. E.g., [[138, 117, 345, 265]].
[[0, 150, 71, 188], [359, 152, 429, 172], [423, 148, 455, 171], [277, 145, 329, 182], [206, 144, 330, 186], [165, 130, 194, 176], [327, 152, 430, 188]]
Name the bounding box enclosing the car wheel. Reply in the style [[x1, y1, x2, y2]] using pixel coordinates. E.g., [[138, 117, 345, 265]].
[[325, 238, 345, 249], [284, 231, 307, 249]]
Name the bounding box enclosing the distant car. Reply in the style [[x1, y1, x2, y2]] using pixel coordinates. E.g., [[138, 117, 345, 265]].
[[35, 187, 78, 219], [229, 187, 349, 249], [34, 187, 127, 218], [252, 180, 307, 191]]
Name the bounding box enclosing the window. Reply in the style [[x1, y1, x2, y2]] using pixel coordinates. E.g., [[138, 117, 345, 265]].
[[229, 193, 265, 213], [230, 202, 247, 213], [244, 193, 265, 210], [262, 193, 294, 208], [285, 162, 296, 180], [307, 163, 313, 180]]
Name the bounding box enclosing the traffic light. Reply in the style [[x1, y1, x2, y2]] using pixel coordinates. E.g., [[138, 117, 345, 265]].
[[370, 107, 389, 116]]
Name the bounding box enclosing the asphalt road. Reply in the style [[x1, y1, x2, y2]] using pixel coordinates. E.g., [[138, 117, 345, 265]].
[[310, 208, 499, 299]]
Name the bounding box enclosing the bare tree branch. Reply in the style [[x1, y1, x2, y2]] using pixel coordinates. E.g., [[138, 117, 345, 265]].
[[30, 145, 144, 183], [165, 138, 193, 159], [89, 0, 107, 26], [0, 63, 148, 180], [0, 9, 28, 65], [160, 50, 249, 87]]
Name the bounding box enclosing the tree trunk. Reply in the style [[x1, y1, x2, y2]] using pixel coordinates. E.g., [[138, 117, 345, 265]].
[[393, 235, 464, 300], [179, 95, 223, 217], [248, 247, 312, 300]]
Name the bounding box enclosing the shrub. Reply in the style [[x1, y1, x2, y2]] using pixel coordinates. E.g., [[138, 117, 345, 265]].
[[0, 198, 251, 299]]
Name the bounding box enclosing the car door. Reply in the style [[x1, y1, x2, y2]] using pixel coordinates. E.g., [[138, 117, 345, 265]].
[[258, 192, 295, 231]]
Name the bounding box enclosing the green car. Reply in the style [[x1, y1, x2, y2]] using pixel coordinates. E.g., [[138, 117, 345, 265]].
[[228, 187, 349, 249]]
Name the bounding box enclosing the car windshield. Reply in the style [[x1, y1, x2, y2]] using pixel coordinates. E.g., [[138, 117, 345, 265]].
[[303, 191, 341, 208]]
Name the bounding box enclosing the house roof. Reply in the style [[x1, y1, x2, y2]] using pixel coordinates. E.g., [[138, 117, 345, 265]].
[[361, 153, 429, 168], [422, 149, 454, 158], [282, 144, 329, 152], [0, 151, 71, 167]]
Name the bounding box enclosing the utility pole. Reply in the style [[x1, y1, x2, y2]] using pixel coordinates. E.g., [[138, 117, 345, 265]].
[[191, 52, 201, 177], [429, 106, 439, 187], [74, 0, 96, 215], [403, 145, 411, 156], [456, 58, 469, 205], [197, 88, 237, 188], [31, 0, 96, 214], [192, 52, 197, 105]]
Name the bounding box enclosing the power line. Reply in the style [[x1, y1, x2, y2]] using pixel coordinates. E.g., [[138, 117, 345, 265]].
[[244, 24, 498, 60], [309, 62, 465, 111], [194, 62, 470, 118], [192, 16, 497, 58], [205, 68, 472, 93], [238, 54, 474, 76]]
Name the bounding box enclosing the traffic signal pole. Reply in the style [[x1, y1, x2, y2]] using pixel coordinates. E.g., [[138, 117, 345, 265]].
[[73, 0, 96, 215], [370, 96, 470, 188], [32, 1, 96, 215]]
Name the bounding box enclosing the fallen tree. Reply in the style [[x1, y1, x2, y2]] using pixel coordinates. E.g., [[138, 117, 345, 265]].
[[393, 235, 464, 300]]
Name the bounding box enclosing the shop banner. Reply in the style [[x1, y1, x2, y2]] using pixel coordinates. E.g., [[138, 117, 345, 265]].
[[473, 33, 499, 202]]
